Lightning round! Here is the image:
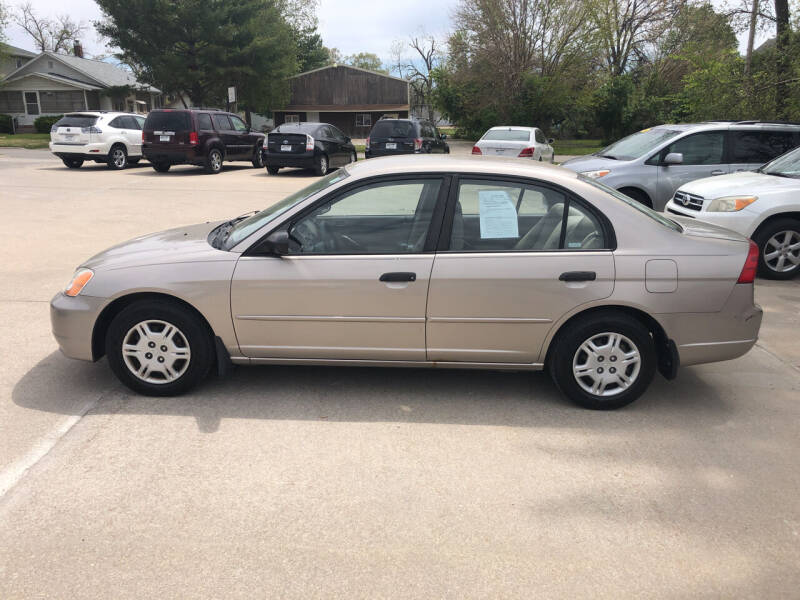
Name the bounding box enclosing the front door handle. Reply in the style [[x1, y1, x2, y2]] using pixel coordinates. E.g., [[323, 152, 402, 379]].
[[380, 272, 416, 282], [711, 170, 726, 176], [559, 271, 596, 282]]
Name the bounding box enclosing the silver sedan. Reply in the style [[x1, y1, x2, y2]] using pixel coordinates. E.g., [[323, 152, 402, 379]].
[[51, 156, 762, 409]]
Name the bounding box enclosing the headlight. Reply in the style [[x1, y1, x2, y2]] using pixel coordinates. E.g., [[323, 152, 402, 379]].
[[65, 269, 94, 297], [706, 196, 758, 212], [580, 169, 611, 179]]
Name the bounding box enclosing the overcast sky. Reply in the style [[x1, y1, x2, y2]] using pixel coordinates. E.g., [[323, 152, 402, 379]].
[[4, 0, 767, 64]]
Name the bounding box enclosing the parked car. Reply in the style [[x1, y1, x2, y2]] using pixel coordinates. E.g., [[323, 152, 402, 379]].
[[51, 156, 762, 410], [49, 111, 146, 170], [142, 109, 265, 174], [265, 122, 357, 176], [365, 118, 449, 158], [471, 126, 554, 162], [665, 145, 800, 279], [561, 121, 800, 210]]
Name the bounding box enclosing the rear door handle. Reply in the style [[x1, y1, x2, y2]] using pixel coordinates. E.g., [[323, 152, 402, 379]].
[[559, 271, 596, 282], [380, 272, 416, 282]]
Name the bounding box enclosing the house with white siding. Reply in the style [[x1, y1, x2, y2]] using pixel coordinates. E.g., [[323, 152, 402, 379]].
[[0, 44, 162, 131]]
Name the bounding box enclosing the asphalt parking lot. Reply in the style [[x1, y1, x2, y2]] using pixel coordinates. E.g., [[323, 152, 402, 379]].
[[1, 147, 799, 598]]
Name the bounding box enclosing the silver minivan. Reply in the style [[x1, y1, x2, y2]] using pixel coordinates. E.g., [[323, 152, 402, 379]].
[[561, 121, 800, 210]]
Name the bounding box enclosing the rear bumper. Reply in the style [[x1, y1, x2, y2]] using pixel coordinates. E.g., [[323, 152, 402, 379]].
[[265, 151, 315, 168], [50, 141, 112, 158], [143, 145, 203, 165], [365, 149, 419, 158], [657, 284, 763, 366], [50, 292, 106, 362]]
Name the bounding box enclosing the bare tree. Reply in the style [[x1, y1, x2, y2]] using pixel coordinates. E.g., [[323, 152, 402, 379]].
[[14, 2, 86, 54], [390, 34, 442, 122]]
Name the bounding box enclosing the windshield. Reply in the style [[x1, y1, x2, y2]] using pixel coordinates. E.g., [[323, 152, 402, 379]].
[[144, 111, 191, 131], [579, 175, 683, 233], [761, 146, 800, 178], [482, 129, 531, 142], [370, 121, 416, 138], [598, 128, 682, 160], [222, 170, 349, 250]]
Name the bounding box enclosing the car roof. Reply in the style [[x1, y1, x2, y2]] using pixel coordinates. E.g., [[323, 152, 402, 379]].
[[344, 155, 576, 182], [488, 126, 537, 131]]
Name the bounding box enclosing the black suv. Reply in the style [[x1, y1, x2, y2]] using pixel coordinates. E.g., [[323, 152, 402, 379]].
[[142, 109, 265, 174], [265, 122, 357, 176], [365, 118, 449, 158]]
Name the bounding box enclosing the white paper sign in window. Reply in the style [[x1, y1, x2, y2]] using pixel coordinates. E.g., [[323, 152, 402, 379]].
[[478, 190, 519, 239]]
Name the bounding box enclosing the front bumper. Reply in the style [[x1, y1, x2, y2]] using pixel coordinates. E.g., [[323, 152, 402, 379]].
[[50, 292, 106, 362], [665, 201, 759, 237], [50, 141, 112, 158]]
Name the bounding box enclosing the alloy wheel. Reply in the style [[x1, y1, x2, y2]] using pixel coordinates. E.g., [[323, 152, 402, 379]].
[[122, 320, 191, 384], [763, 230, 800, 274], [210, 150, 222, 172], [112, 148, 126, 168], [572, 332, 641, 397]]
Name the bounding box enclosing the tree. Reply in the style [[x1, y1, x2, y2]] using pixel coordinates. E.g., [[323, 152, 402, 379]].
[[293, 26, 328, 72], [325, 46, 343, 64], [343, 51, 386, 72], [14, 2, 86, 53], [391, 34, 442, 122], [95, 0, 298, 114]]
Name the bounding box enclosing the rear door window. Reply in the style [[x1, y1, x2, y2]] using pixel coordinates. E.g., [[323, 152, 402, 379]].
[[144, 111, 191, 131], [730, 130, 798, 163], [212, 114, 232, 130]]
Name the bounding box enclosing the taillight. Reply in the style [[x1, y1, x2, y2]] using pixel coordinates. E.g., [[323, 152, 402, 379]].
[[141, 131, 145, 142], [414, 138, 423, 151], [82, 126, 102, 134], [189, 131, 199, 145], [738, 239, 759, 284], [365, 136, 370, 150], [518, 147, 535, 157], [471, 145, 482, 155], [306, 134, 314, 151]]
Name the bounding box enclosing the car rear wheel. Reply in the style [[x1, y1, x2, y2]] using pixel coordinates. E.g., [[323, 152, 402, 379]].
[[754, 218, 800, 279], [205, 148, 223, 174], [105, 300, 214, 396], [152, 161, 171, 172], [266, 165, 280, 175], [548, 312, 656, 410], [107, 144, 128, 170], [62, 157, 83, 169], [252, 145, 264, 168], [314, 154, 328, 176]]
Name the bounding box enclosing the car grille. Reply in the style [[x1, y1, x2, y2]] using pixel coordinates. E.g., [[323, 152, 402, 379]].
[[672, 191, 704, 211]]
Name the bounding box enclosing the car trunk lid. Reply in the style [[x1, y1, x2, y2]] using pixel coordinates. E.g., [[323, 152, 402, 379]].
[[51, 114, 98, 145]]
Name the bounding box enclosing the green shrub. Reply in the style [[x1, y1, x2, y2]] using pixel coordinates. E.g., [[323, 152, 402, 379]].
[[0, 114, 12, 134], [34, 115, 63, 133]]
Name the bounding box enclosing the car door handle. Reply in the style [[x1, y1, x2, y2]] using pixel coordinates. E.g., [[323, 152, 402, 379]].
[[710, 170, 726, 176], [380, 272, 416, 282], [559, 271, 596, 282]]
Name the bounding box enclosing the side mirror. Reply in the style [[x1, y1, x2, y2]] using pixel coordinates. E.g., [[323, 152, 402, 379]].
[[256, 230, 289, 256], [441, 133, 448, 140], [663, 152, 683, 165], [547, 138, 554, 144]]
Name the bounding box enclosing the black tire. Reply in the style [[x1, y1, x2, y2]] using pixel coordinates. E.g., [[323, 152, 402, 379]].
[[548, 311, 656, 410], [107, 144, 128, 170], [753, 218, 800, 279], [204, 147, 224, 174], [252, 144, 265, 168], [105, 300, 214, 396], [152, 161, 171, 172], [62, 157, 83, 169], [266, 165, 280, 175], [314, 153, 329, 176], [619, 187, 652, 208]]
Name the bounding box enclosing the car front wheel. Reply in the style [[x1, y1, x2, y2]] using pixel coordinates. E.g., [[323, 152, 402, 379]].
[[152, 161, 171, 172], [252, 145, 265, 168], [548, 312, 656, 410], [62, 157, 83, 169], [266, 165, 280, 175], [105, 300, 214, 396], [754, 218, 800, 279]]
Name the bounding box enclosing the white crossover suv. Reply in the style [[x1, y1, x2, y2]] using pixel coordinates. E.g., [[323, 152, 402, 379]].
[[50, 111, 146, 170], [665, 146, 800, 279]]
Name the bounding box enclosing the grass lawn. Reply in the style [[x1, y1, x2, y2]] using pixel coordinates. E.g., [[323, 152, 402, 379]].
[[0, 133, 50, 149], [552, 139, 603, 156]]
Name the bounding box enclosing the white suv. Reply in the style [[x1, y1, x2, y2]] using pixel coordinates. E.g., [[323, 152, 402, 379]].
[[50, 111, 146, 170], [665, 146, 800, 279]]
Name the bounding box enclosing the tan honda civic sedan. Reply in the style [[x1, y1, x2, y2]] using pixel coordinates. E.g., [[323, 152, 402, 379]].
[[51, 156, 763, 409]]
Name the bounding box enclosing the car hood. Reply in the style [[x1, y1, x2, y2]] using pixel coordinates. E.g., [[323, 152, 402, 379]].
[[560, 155, 626, 172], [668, 215, 749, 243], [81, 221, 235, 271], [678, 170, 800, 197]]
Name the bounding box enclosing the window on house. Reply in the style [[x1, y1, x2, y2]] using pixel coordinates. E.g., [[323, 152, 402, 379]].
[[39, 91, 86, 113], [0, 91, 24, 112], [24, 92, 39, 115], [285, 114, 300, 123], [47, 60, 54, 69], [355, 113, 372, 127]]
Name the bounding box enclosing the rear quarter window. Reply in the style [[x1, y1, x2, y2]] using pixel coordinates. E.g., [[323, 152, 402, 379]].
[[144, 111, 191, 131]]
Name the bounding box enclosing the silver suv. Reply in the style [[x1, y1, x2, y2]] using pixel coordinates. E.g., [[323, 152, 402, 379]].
[[561, 121, 800, 210]]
